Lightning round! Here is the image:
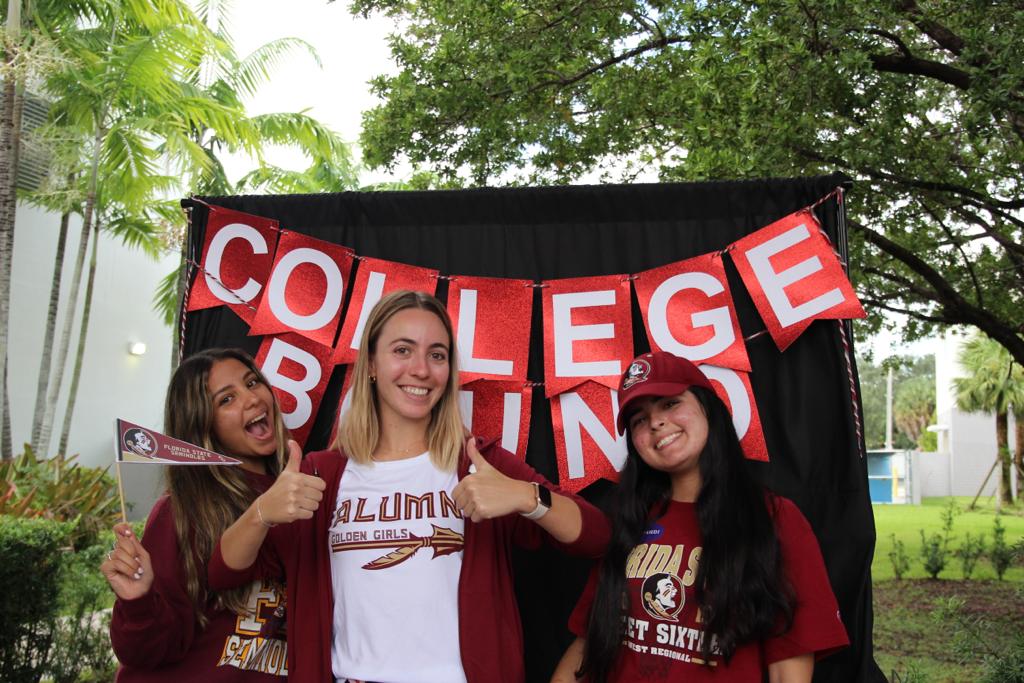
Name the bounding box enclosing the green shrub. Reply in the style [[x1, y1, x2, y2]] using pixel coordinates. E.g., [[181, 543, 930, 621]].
[[990, 517, 1017, 580], [46, 541, 117, 683], [955, 532, 987, 579], [0, 445, 122, 549], [919, 500, 958, 579], [0, 516, 71, 683], [888, 533, 911, 580]]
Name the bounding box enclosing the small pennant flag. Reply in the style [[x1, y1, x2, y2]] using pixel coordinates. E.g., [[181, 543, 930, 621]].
[[115, 419, 242, 466]]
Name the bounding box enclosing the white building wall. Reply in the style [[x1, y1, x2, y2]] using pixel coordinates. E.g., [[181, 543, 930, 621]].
[[934, 328, 1019, 499], [10, 203, 178, 516]]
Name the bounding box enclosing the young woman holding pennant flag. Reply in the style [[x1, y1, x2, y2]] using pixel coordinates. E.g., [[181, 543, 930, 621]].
[[211, 290, 610, 683], [101, 348, 311, 681], [551, 351, 848, 683]]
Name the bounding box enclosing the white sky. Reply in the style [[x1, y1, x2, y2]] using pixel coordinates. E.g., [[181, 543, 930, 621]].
[[219, 0, 406, 185]]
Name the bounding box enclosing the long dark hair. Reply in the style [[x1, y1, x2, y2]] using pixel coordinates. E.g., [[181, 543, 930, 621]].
[[164, 348, 288, 625], [579, 386, 793, 681]]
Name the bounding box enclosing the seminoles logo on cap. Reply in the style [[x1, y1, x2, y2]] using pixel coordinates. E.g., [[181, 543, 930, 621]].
[[641, 572, 685, 622], [622, 359, 651, 390], [122, 428, 158, 458]]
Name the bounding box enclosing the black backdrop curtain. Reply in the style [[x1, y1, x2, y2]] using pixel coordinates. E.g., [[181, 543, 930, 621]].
[[182, 173, 885, 683]]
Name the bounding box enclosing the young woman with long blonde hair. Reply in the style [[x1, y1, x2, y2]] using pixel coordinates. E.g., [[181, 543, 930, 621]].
[[211, 290, 611, 683], [101, 348, 295, 681]]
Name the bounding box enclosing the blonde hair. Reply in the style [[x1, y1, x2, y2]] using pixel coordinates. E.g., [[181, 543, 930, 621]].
[[333, 290, 465, 471], [164, 348, 288, 625]]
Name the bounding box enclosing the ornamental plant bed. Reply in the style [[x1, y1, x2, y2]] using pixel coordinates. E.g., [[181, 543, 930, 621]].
[[873, 578, 1024, 682]]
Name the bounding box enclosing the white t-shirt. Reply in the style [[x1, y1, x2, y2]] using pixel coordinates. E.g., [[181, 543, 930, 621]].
[[329, 452, 467, 683]]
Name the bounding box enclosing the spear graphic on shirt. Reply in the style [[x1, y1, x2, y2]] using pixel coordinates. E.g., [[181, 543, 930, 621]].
[[331, 524, 464, 570]]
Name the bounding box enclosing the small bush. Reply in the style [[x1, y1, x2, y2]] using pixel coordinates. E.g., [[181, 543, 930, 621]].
[[46, 541, 117, 683], [990, 517, 1016, 580], [0, 445, 122, 548], [955, 532, 987, 579], [888, 533, 911, 580], [919, 500, 958, 579], [0, 516, 71, 683]]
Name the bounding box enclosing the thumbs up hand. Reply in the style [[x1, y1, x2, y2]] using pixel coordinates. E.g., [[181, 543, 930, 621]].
[[256, 440, 326, 525], [453, 436, 536, 523]]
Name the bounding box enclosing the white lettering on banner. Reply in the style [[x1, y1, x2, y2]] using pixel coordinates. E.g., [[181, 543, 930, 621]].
[[457, 289, 514, 376], [744, 224, 844, 327], [648, 272, 734, 360], [700, 366, 751, 439], [457, 389, 524, 455], [502, 392, 523, 455], [558, 389, 628, 479], [205, 223, 268, 303], [261, 339, 322, 429], [552, 290, 621, 378], [265, 247, 343, 330], [458, 390, 473, 429], [350, 271, 387, 350]]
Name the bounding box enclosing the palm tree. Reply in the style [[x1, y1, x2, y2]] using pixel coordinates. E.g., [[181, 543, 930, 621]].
[[953, 333, 1024, 506]]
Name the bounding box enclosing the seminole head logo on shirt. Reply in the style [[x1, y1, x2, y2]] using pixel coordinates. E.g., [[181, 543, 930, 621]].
[[641, 572, 685, 622]]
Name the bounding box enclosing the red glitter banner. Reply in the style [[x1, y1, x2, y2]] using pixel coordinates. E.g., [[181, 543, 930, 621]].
[[458, 379, 533, 459], [541, 274, 633, 397], [700, 364, 769, 461], [550, 380, 628, 493], [730, 209, 865, 351], [448, 275, 533, 384], [333, 257, 438, 365], [633, 252, 750, 372], [255, 332, 335, 448], [187, 206, 279, 324], [248, 231, 354, 348]]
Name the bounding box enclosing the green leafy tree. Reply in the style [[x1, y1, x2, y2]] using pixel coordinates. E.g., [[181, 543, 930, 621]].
[[857, 353, 933, 450], [350, 1, 1024, 367], [953, 333, 1024, 506]]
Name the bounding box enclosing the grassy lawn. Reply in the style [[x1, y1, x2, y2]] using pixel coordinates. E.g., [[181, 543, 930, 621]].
[[872, 497, 1024, 681], [872, 496, 1024, 581]]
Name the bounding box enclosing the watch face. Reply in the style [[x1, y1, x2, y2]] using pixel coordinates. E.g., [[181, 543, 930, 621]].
[[538, 484, 552, 509]]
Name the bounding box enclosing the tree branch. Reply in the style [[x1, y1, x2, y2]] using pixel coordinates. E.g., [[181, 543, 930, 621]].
[[854, 219, 1024, 365], [920, 201, 983, 307], [868, 51, 972, 90], [892, 0, 965, 56]]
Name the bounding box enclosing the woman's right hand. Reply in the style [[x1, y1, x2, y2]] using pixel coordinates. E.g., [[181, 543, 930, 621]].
[[100, 523, 153, 601], [256, 440, 326, 524]]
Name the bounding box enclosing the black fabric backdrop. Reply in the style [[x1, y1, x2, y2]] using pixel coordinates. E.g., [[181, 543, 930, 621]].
[[182, 173, 885, 683]]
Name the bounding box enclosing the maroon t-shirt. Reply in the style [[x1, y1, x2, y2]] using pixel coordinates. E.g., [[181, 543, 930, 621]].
[[111, 473, 288, 682], [569, 497, 848, 681]]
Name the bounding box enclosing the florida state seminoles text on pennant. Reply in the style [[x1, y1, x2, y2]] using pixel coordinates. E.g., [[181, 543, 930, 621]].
[[116, 418, 242, 466], [187, 205, 280, 324]]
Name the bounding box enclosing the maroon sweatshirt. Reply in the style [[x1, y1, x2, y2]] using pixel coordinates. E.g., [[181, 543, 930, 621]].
[[111, 473, 288, 682], [209, 438, 611, 683]]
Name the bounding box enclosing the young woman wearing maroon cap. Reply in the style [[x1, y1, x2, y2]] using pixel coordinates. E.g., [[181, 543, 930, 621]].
[[552, 351, 848, 683]]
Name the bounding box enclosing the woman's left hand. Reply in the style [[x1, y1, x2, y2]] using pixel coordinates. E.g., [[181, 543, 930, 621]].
[[452, 437, 535, 522]]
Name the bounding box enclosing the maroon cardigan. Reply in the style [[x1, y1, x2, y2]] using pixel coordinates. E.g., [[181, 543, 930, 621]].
[[209, 438, 610, 683]]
